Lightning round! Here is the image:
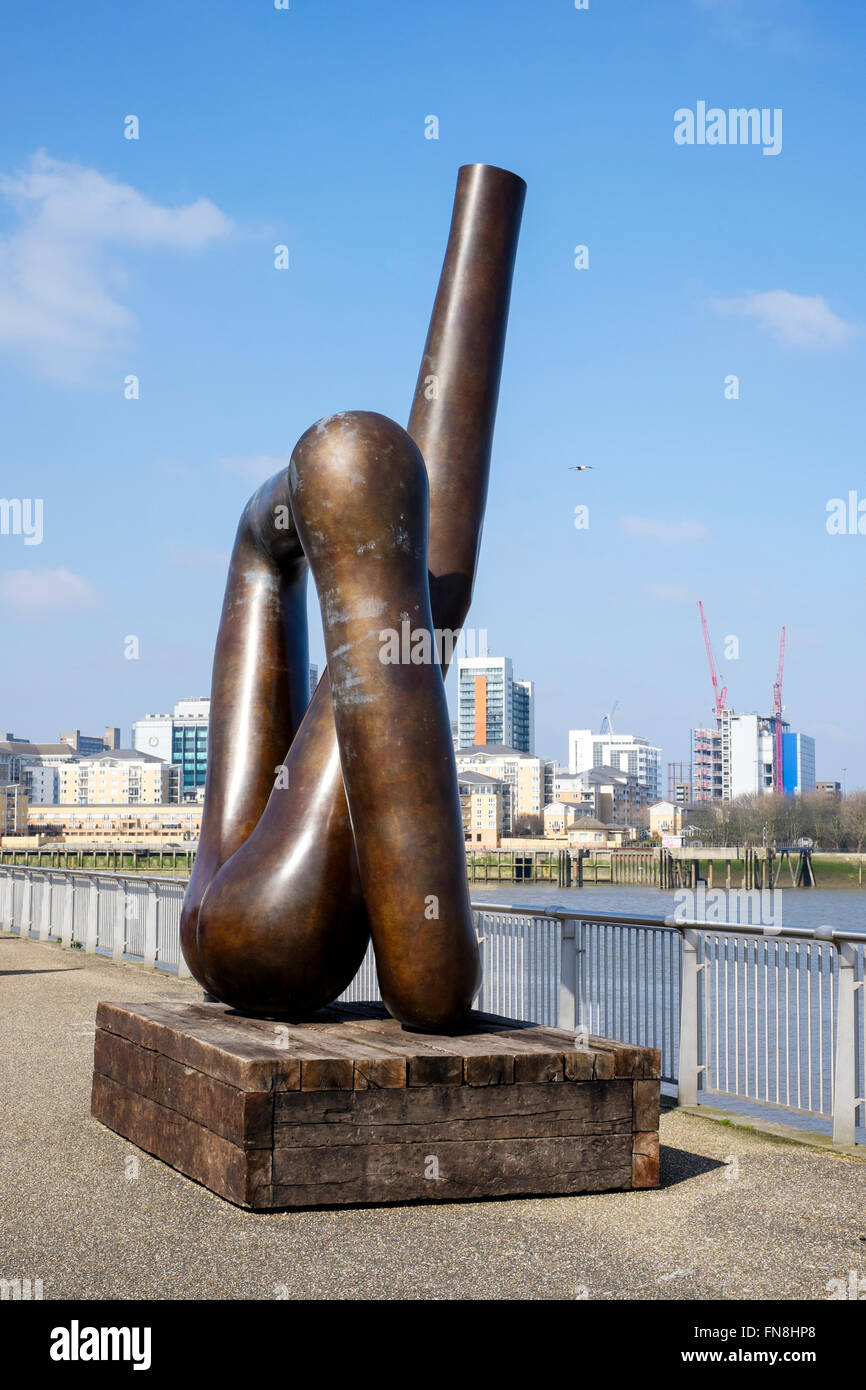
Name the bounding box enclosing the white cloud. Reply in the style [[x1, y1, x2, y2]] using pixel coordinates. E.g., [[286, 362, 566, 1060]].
[[651, 583, 697, 604], [219, 453, 291, 483], [621, 516, 707, 543], [0, 568, 100, 614], [0, 151, 233, 380], [709, 290, 858, 350]]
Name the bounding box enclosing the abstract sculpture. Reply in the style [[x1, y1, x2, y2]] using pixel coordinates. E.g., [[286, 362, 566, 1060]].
[[180, 164, 525, 1031]]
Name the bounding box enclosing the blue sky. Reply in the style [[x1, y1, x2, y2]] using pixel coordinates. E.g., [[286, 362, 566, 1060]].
[[1, 0, 864, 785]]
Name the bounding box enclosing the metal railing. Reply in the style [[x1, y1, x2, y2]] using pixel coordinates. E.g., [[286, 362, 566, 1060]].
[[1, 866, 863, 1146], [0, 865, 190, 976]]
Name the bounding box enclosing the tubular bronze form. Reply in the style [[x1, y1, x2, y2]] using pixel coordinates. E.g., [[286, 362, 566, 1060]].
[[180, 163, 525, 1030]]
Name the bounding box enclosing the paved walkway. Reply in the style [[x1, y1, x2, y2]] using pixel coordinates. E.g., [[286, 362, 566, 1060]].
[[2, 933, 865, 1300]]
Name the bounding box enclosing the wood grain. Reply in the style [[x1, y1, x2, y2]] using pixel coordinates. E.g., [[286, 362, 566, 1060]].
[[91, 1002, 661, 1207]]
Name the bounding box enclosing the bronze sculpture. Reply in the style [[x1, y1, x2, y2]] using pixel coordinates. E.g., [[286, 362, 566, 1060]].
[[180, 164, 525, 1030]]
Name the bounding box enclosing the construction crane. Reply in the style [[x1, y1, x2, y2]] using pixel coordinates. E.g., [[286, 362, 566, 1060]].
[[697, 601, 727, 723], [599, 700, 620, 735], [773, 626, 786, 794]]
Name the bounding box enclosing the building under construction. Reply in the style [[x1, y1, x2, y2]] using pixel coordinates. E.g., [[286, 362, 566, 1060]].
[[685, 604, 816, 803]]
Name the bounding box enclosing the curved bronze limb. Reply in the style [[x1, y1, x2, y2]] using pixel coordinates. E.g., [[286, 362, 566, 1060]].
[[181, 164, 525, 1029], [288, 411, 481, 1028]]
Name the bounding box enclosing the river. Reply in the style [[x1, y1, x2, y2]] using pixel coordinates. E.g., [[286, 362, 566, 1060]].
[[470, 884, 866, 934]]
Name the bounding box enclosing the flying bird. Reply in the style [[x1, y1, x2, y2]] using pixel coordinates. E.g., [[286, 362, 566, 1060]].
[[569, 464, 594, 471]]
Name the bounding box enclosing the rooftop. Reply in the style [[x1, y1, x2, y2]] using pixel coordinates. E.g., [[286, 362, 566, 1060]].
[[455, 744, 542, 760], [0, 742, 77, 757], [457, 770, 504, 787], [75, 749, 164, 764], [572, 764, 640, 785]]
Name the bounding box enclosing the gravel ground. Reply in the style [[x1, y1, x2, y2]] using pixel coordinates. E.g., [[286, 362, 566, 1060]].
[[2, 932, 865, 1301]]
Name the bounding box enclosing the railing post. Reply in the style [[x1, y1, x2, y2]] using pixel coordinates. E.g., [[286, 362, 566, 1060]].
[[21, 872, 33, 939], [84, 878, 99, 953], [143, 881, 158, 969], [40, 876, 52, 941], [176, 883, 192, 977], [833, 941, 858, 1148], [112, 879, 126, 963], [557, 918, 576, 1031], [678, 927, 701, 1107], [61, 876, 73, 948]]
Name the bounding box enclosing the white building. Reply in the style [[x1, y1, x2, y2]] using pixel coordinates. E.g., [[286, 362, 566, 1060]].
[[693, 711, 816, 801], [0, 740, 76, 806], [568, 729, 661, 801], [58, 751, 170, 806], [551, 764, 650, 826], [727, 712, 775, 799]]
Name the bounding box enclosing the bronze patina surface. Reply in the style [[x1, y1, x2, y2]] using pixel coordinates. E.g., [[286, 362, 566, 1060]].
[[180, 164, 525, 1029]]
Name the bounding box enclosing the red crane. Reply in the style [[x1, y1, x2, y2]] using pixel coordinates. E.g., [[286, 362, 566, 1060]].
[[773, 626, 786, 794], [698, 601, 727, 723]]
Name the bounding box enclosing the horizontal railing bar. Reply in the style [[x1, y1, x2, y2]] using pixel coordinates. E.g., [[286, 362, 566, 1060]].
[[0, 865, 188, 886], [663, 916, 859, 945], [2, 873, 862, 944], [473, 900, 863, 946]]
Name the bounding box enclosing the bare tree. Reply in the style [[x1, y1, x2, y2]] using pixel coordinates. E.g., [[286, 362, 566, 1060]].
[[842, 791, 866, 854]]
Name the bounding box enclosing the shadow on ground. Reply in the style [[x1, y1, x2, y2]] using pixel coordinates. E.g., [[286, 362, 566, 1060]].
[[659, 1145, 725, 1187], [0, 966, 84, 976]]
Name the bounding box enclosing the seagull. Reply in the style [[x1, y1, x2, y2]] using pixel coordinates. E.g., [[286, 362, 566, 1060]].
[[569, 465, 594, 471]]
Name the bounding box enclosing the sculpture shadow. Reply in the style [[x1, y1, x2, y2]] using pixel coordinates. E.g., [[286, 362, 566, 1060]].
[[658, 1145, 726, 1186], [0, 966, 83, 976]]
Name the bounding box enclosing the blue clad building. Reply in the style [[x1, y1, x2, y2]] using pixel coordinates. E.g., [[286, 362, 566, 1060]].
[[782, 731, 816, 796]]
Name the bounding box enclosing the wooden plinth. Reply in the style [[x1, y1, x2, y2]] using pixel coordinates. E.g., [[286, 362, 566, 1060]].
[[91, 1000, 660, 1208]]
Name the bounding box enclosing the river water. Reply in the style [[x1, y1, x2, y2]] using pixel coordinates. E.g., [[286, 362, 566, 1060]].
[[466, 883, 865, 1141], [471, 884, 866, 934]]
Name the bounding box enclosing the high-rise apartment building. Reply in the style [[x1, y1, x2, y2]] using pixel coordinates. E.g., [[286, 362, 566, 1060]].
[[690, 725, 723, 803], [457, 657, 534, 754], [132, 698, 210, 801], [568, 729, 661, 801], [782, 731, 816, 796]]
